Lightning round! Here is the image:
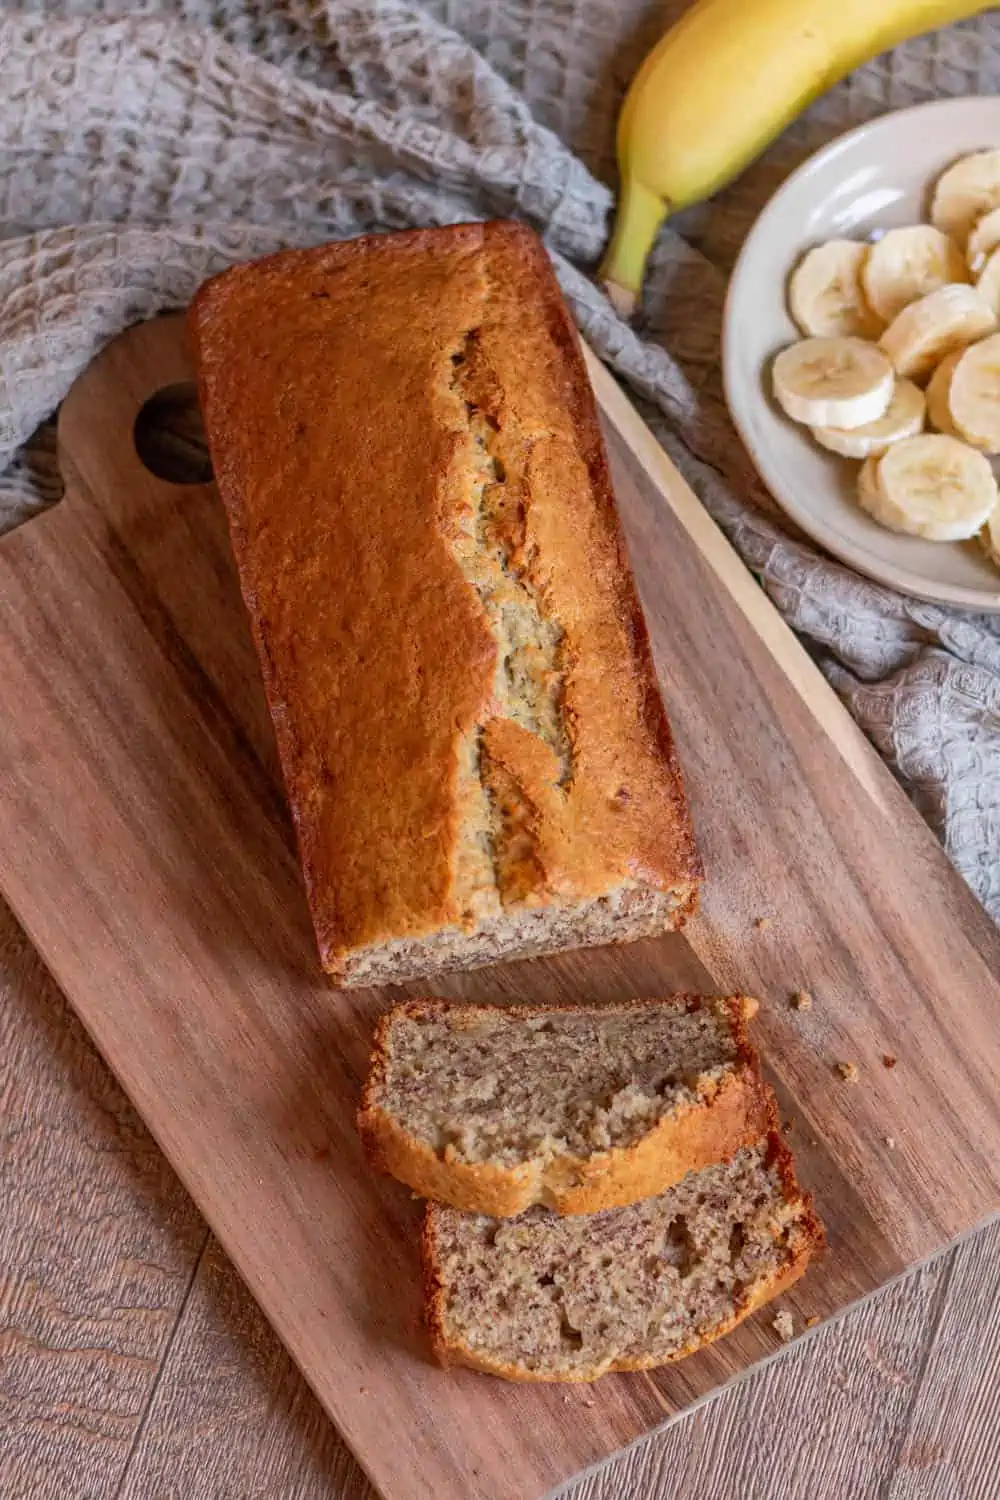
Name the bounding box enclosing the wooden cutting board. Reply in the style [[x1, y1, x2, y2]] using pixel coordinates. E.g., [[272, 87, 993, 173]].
[[3, 313, 1000, 1500]]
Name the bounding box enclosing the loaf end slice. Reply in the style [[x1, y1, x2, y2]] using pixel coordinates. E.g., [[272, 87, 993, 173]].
[[335, 884, 699, 988], [359, 995, 770, 1216], [422, 1120, 823, 1382]]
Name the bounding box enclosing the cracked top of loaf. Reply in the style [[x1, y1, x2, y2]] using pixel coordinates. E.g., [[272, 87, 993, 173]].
[[188, 220, 700, 982]]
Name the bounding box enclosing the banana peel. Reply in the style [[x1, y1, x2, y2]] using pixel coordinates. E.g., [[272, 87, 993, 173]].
[[599, 0, 994, 318]]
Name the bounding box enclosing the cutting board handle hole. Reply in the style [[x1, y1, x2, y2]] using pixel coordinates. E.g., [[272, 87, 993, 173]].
[[133, 382, 213, 486]]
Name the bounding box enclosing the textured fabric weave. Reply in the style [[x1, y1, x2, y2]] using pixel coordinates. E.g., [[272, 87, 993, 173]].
[[3, 1, 1000, 916]]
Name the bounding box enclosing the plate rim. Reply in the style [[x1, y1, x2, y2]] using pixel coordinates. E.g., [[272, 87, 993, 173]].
[[723, 94, 1000, 614]]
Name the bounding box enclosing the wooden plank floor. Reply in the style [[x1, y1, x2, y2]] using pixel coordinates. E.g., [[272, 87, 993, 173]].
[[9, 310, 1000, 1500], [3, 891, 999, 1500]]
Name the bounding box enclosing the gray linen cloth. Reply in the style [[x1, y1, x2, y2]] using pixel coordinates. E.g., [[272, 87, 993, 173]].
[[2, 0, 999, 915]]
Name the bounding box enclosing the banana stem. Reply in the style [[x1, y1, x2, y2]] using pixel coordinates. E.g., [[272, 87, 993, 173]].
[[598, 176, 669, 320]]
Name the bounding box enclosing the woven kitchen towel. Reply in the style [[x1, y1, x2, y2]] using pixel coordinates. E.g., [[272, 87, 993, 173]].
[[2, 0, 1000, 916]]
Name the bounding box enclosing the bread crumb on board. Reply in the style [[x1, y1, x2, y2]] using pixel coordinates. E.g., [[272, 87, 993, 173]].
[[805, 1315, 821, 1328], [885, 1135, 897, 1149], [754, 916, 771, 931], [772, 1309, 795, 1343], [883, 1053, 898, 1069], [790, 989, 813, 1011], [835, 1060, 859, 1082]]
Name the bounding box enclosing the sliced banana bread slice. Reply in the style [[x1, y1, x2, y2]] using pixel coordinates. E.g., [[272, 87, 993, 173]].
[[423, 1123, 822, 1382], [358, 995, 770, 1216]]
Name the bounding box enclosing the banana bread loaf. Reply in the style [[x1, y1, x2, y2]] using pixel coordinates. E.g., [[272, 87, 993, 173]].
[[423, 1117, 822, 1382], [359, 995, 769, 1215], [189, 220, 700, 985]]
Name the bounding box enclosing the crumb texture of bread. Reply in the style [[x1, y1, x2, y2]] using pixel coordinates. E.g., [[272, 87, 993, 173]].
[[771, 1309, 795, 1343], [422, 1131, 823, 1382], [189, 221, 699, 984], [359, 995, 770, 1215]]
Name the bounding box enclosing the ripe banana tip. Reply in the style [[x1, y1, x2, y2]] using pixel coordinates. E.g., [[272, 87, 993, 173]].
[[598, 176, 669, 321], [601, 277, 639, 319]]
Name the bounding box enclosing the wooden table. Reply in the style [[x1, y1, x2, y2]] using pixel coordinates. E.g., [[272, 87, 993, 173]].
[[5, 361, 1000, 1500], [3, 890, 999, 1500]]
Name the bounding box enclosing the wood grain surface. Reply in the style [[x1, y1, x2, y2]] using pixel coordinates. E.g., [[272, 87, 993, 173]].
[[1, 313, 1000, 1500], [5, 892, 1000, 1500]]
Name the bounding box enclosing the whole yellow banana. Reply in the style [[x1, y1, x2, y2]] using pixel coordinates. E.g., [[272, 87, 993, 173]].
[[599, 0, 993, 316]]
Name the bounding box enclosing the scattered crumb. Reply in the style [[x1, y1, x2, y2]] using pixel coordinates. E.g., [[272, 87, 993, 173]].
[[899, 1439, 946, 1469], [805, 1315, 821, 1328], [835, 1060, 859, 1082], [791, 989, 813, 1011], [359, 1386, 369, 1395], [883, 1053, 897, 1069], [772, 1309, 795, 1343], [885, 1135, 897, 1150], [563, 1394, 572, 1404], [754, 916, 771, 931], [783, 1118, 795, 1134], [810, 1138, 819, 1148]]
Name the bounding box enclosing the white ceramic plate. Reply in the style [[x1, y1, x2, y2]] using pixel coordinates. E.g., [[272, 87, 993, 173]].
[[723, 96, 1000, 611]]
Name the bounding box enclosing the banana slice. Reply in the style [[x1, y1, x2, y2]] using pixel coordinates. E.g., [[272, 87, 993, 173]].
[[862, 225, 966, 323], [879, 283, 996, 381], [925, 350, 963, 437], [931, 150, 1000, 247], [947, 332, 1000, 454], [788, 240, 882, 337], [981, 506, 1000, 569], [974, 245, 1000, 317], [967, 205, 1000, 274], [857, 454, 884, 516], [860, 433, 997, 540], [811, 378, 924, 458], [773, 337, 894, 429]]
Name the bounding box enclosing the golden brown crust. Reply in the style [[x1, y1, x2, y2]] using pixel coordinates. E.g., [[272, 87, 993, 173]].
[[421, 1206, 457, 1371], [421, 1118, 825, 1382], [189, 221, 700, 979], [358, 994, 770, 1216]]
